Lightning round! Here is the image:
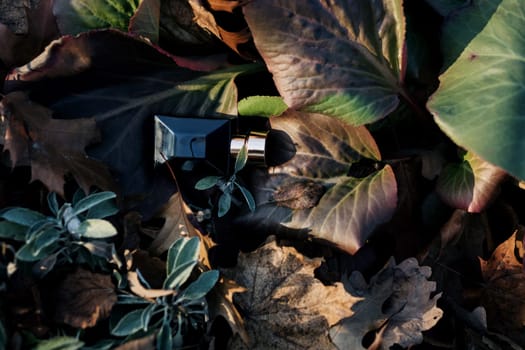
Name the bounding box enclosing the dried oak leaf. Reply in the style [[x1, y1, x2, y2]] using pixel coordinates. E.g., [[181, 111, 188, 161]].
[[53, 267, 117, 329], [0, 91, 113, 196], [479, 228, 525, 344], [330, 258, 443, 350], [221, 238, 359, 349]]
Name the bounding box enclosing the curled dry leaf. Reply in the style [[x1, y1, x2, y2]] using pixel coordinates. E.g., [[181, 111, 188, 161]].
[[127, 271, 174, 299], [330, 258, 443, 350], [53, 268, 117, 329], [0, 91, 113, 196], [221, 238, 359, 349], [479, 227, 525, 344]]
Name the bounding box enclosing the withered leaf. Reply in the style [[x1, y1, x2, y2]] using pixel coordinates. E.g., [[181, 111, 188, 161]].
[[273, 179, 325, 210], [0, 91, 113, 196], [330, 258, 443, 350], [221, 238, 358, 349], [54, 268, 117, 329], [479, 228, 525, 344]]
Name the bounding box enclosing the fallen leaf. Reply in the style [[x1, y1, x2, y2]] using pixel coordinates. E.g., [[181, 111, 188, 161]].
[[243, 0, 406, 125], [245, 110, 397, 254], [0, 0, 58, 70], [127, 271, 174, 299], [330, 258, 443, 350], [0, 91, 113, 196], [479, 228, 525, 344], [53, 267, 117, 329], [221, 238, 359, 349]]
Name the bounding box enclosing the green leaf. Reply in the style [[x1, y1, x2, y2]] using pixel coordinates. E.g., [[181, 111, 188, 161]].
[[238, 96, 288, 117], [164, 260, 198, 290], [234, 143, 248, 173], [166, 236, 200, 274], [157, 321, 173, 350], [436, 152, 506, 212], [16, 241, 56, 262], [34, 336, 84, 350], [86, 199, 119, 219], [72, 192, 117, 217], [111, 308, 146, 336], [0, 208, 47, 227], [53, 0, 140, 34], [243, 0, 406, 125], [0, 221, 27, 241], [76, 219, 118, 239], [194, 176, 221, 190], [140, 303, 157, 332], [235, 183, 256, 212], [427, 0, 525, 180], [33, 228, 62, 255], [218, 192, 232, 218], [424, 0, 470, 16], [177, 270, 219, 303], [47, 192, 60, 216]]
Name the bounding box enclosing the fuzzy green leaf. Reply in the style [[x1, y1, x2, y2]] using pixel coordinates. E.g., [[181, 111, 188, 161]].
[[238, 96, 288, 117], [166, 236, 200, 274], [218, 192, 232, 218], [76, 219, 118, 239], [0, 208, 47, 227], [234, 144, 248, 174], [178, 270, 219, 303], [428, 0, 525, 180], [163, 260, 198, 290], [0, 221, 27, 241], [243, 0, 406, 125], [111, 308, 146, 336], [195, 176, 221, 190], [72, 192, 117, 217]]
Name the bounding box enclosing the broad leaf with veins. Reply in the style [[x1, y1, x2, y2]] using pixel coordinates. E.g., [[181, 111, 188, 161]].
[[428, 0, 525, 181], [243, 0, 406, 125], [247, 110, 397, 254], [4, 30, 256, 199], [436, 151, 506, 212]]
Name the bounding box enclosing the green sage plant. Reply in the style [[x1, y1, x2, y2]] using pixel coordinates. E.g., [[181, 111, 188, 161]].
[[195, 143, 256, 217], [0, 191, 119, 277], [111, 236, 219, 349]]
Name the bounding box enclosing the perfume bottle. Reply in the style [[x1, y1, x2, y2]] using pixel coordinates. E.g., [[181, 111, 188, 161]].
[[153, 115, 289, 172]]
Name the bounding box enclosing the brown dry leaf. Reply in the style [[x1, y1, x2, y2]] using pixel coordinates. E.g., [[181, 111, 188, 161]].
[[0, 91, 113, 196], [149, 192, 209, 268], [221, 238, 359, 349], [127, 271, 174, 299], [479, 227, 525, 344], [208, 277, 250, 345], [53, 268, 117, 329], [330, 258, 443, 350]]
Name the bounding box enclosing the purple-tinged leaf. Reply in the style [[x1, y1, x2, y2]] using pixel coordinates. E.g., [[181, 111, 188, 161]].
[[436, 151, 506, 213], [4, 30, 256, 200], [129, 0, 161, 43], [245, 111, 397, 254], [243, 0, 406, 125]]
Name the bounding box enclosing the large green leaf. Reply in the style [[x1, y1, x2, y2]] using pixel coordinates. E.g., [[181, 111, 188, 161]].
[[245, 111, 397, 254], [243, 0, 406, 125], [53, 0, 140, 34], [427, 0, 525, 180]]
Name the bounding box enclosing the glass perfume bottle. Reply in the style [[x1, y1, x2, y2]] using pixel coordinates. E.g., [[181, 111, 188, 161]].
[[153, 115, 289, 172]]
